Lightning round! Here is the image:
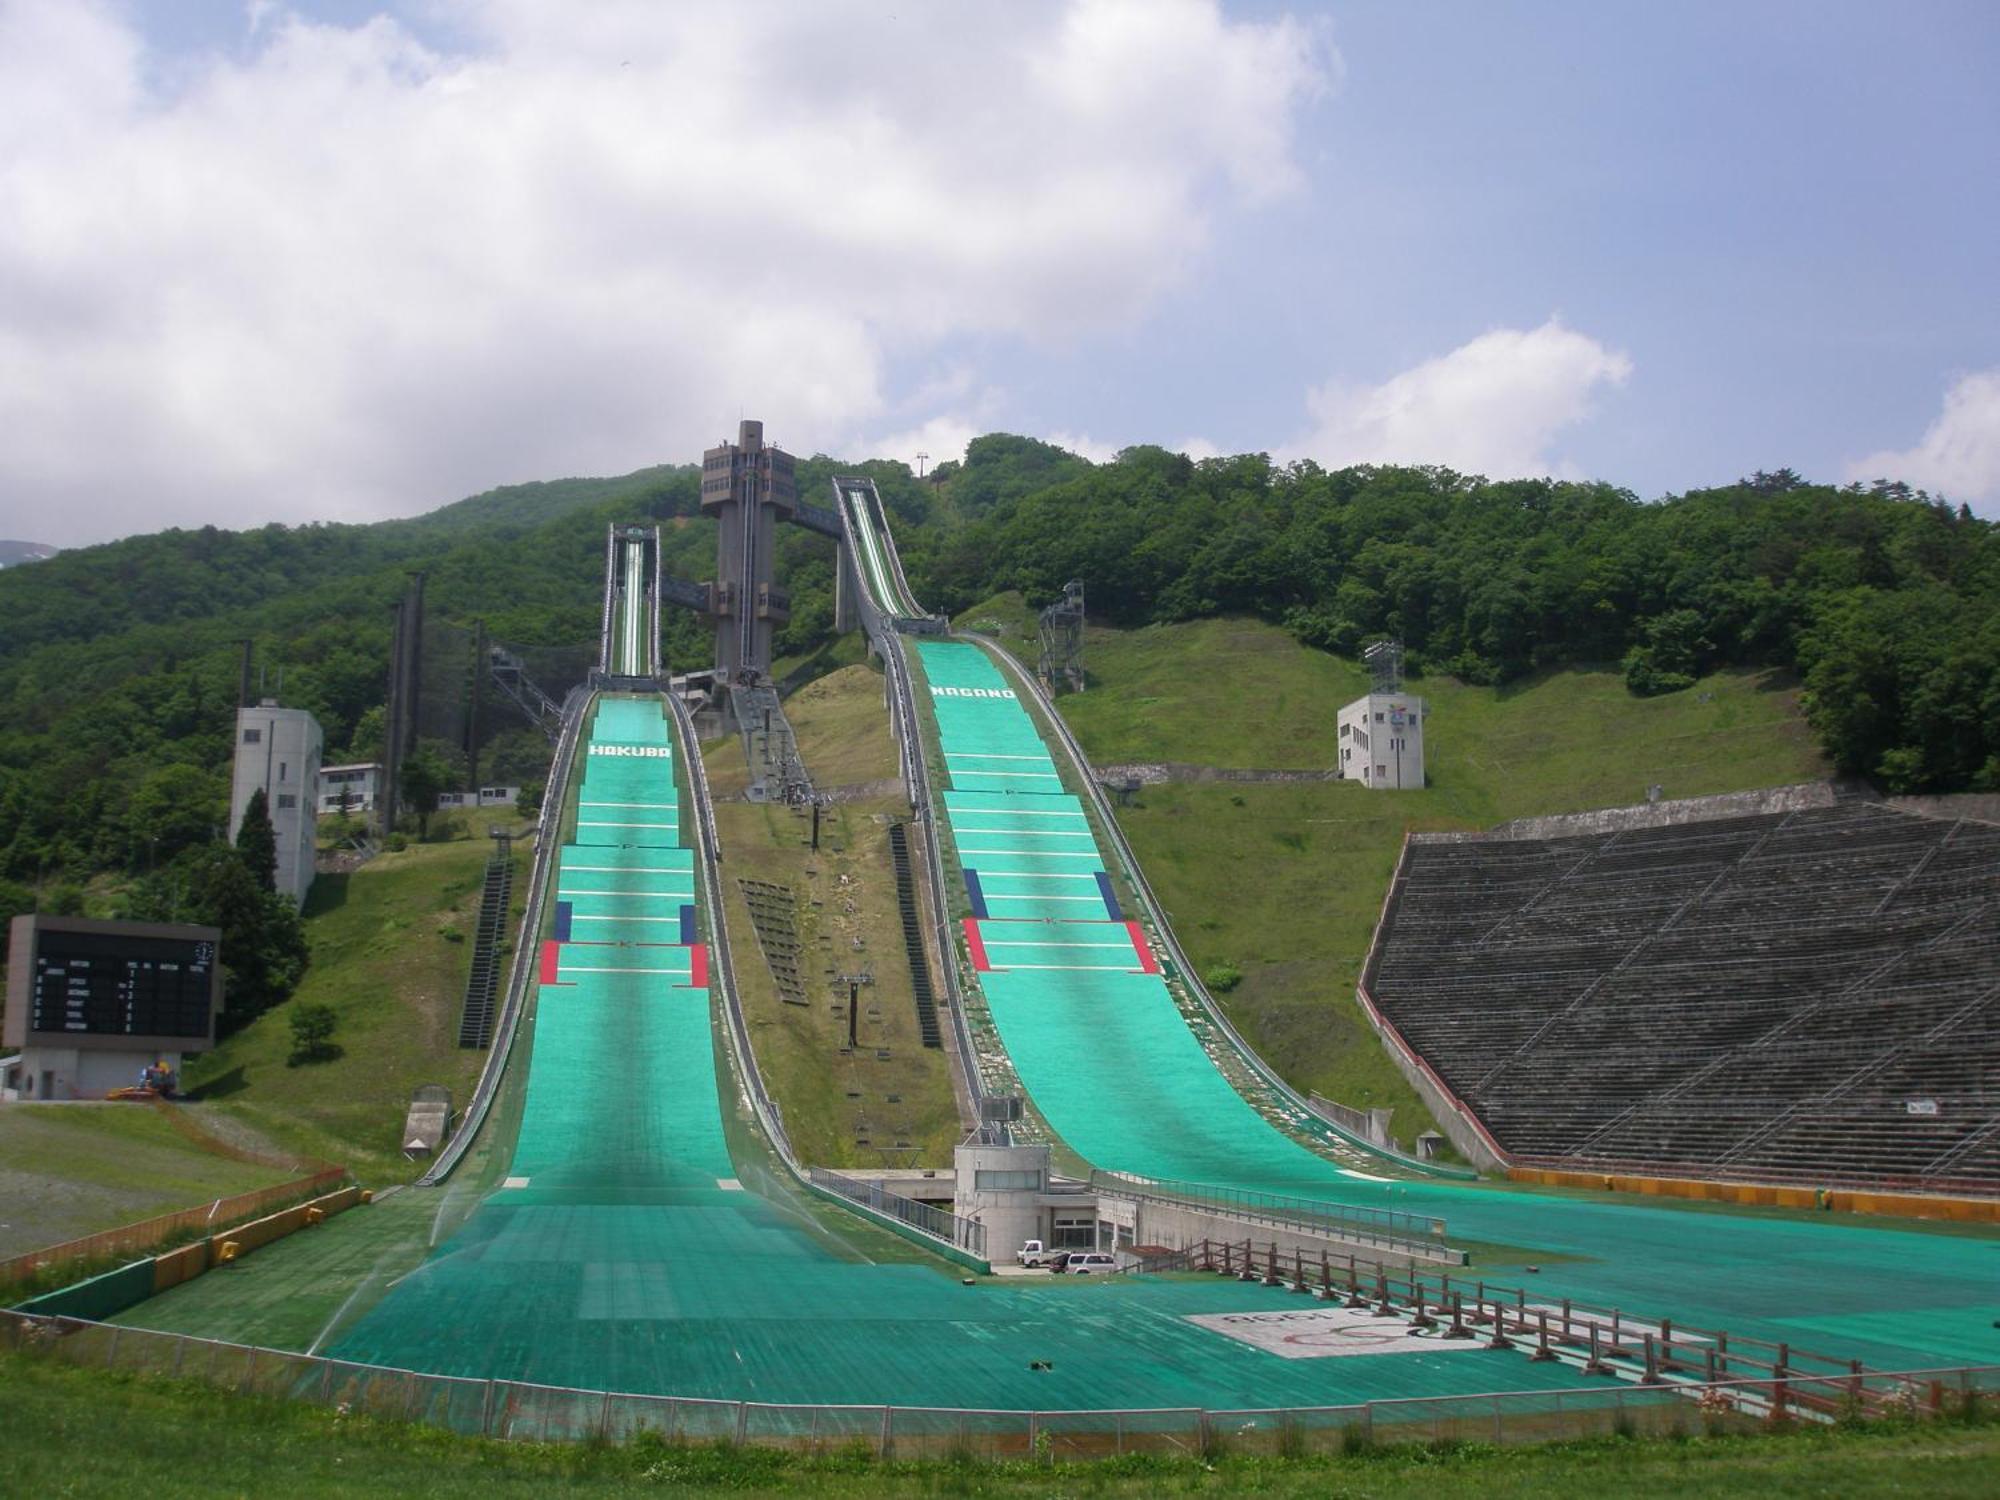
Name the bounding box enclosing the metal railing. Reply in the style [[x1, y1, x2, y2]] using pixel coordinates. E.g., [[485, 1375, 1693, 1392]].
[[1090, 1171, 1460, 1262], [4, 1311, 1990, 1455], [418, 685, 588, 1187], [1133, 1237, 1874, 1390], [808, 1169, 986, 1258], [666, 684, 793, 1163], [597, 525, 618, 675]]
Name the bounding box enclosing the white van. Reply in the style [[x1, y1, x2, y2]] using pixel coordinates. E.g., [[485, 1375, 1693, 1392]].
[[1061, 1252, 1117, 1275]]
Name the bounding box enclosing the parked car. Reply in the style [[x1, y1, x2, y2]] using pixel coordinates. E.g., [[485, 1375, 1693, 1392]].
[[1060, 1252, 1117, 1275]]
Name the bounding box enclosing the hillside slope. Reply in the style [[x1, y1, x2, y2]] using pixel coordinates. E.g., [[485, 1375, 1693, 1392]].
[[958, 596, 1830, 1146], [180, 832, 523, 1181], [0, 1105, 295, 1260]]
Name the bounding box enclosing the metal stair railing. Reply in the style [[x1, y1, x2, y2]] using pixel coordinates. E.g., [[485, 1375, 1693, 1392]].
[[456, 847, 513, 1048], [888, 823, 943, 1048]]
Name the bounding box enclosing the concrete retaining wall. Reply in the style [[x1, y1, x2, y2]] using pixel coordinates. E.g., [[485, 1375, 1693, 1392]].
[[1094, 762, 1336, 787], [1419, 780, 1857, 845], [1885, 793, 2000, 827]]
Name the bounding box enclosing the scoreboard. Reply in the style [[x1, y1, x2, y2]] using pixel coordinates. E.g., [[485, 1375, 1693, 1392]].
[[5, 915, 223, 1052]]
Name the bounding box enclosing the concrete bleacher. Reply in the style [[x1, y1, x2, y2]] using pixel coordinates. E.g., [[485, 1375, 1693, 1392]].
[[1366, 799, 2000, 1192]]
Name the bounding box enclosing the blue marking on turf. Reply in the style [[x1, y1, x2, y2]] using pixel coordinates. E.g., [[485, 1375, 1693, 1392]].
[[1095, 871, 1122, 920], [554, 901, 573, 942], [964, 868, 990, 919], [680, 904, 696, 944]]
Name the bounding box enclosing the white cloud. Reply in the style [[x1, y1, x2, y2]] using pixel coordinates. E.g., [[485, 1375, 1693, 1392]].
[[1284, 319, 1632, 478], [858, 413, 987, 475], [1044, 431, 1120, 464], [1845, 370, 2000, 515], [0, 0, 1328, 544]]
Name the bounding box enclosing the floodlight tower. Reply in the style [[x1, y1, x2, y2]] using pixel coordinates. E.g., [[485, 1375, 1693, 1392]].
[[1037, 580, 1086, 694], [1364, 638, 1405, 695]]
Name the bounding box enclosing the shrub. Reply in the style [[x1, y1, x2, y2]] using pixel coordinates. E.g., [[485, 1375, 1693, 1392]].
[[287, 1002, 339, 1066], [1204, 963, 1243, 994]]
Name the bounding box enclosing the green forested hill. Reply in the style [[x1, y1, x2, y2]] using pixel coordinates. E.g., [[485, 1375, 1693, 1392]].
[[914, 444, 1998, 793], [1, 438, 1994, 903]]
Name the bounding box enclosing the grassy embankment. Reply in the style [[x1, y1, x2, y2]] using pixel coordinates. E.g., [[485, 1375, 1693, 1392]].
[[6, 1347, 1999, 1499], [703, 664, 962, 1168], [956, 596, 1828, 1146], [0, 1106, 296, 1261], [0, 826, 522, 1256], [180, 829, 529, 1183]]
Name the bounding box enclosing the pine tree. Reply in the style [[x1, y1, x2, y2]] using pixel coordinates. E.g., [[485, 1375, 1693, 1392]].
[[235, 786, 278, 893]]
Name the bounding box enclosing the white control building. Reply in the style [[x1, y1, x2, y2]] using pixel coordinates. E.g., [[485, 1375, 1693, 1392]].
[[1336, 693, 1426, 789], [230, 701, 323, 907]]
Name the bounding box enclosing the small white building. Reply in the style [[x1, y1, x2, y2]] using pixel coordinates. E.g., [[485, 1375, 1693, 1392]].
[[436, 785, 520, 811], [230, 701, 322, 907], [317, 762, 384, 816], [1336, 692, 1426, 790]]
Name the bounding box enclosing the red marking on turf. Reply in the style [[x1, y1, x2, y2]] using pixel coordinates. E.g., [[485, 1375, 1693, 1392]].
[[687, 943, 708, 988], [538, 940, 564, 985], [964, 919, 992, 972], [1126, 921, 1158, 973]]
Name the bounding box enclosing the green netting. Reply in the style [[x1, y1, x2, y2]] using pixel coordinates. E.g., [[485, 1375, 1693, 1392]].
[[592, 696, 673, 743], [912, 641, 2000, 1375], [327, 689, 1633, 1407]]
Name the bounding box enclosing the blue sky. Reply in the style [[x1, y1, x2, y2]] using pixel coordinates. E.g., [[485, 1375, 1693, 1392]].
[[2, 1, 1995, 545]]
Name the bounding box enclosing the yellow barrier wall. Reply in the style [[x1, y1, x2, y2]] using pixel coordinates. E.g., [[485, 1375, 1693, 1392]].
[[209, 1186, 362, 1261], [150, 1241, 209, 1292], [0, 1167, 349, 1290], [1507, 1166, 2000, 1223]]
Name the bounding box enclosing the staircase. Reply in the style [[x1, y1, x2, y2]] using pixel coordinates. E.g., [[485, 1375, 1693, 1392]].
[[888, 823, 942, 1048], [457, 836, 514, 1048]]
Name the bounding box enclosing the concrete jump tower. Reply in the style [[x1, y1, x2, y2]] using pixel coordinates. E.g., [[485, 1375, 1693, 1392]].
[[701, 420, 797, 690]]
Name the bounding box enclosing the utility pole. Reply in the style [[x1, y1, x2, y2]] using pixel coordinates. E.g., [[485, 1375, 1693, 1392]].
[[468, 618, 488, 792], [381, 571, 426, 839]]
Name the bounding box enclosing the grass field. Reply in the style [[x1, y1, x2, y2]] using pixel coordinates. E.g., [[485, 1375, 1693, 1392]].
[[709, 797, 962, 1168], [953, 596, 1831, 1148], [6, 1348, 1999, 1498], [772, 628, 869, 695], [704, 663, 961, 1168], [180, 831, 529, 1182], [781, 662, 899, 788], [0, 1104, 296, 1260]]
